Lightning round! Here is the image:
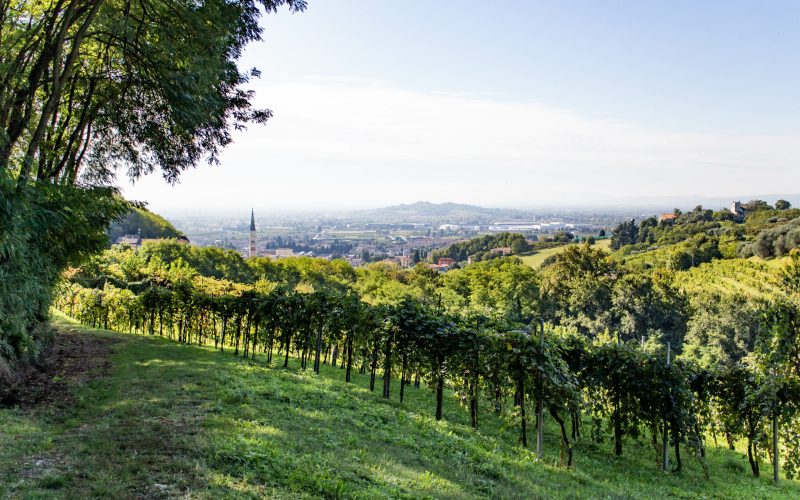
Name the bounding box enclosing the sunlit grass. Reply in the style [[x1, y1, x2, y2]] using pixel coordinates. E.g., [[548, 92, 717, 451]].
[[1, 316, 799, 498]]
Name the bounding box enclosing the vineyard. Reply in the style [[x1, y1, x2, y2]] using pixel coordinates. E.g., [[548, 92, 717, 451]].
[[675, 257, 789, 299], [2, 0, 798, 496], [2, 317, 798, 497], [35, 241, 800, 494]]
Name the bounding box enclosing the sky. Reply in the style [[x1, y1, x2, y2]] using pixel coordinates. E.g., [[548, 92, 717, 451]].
[[122, 0, 800, 213]]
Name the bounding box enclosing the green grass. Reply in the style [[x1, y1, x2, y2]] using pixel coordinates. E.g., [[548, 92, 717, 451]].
[[2, 317, 799, 498], [520, 239, 611, 269]]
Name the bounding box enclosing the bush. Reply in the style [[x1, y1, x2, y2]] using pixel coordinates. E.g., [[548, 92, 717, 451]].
[[738, 217, 800, 258], [0, 174, 128, 388]]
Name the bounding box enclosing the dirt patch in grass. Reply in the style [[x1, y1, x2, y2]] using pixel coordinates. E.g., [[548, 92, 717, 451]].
[[1, 329, 119, 408]]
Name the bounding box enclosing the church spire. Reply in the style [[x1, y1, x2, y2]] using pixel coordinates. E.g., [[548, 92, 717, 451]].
[[248, 209, 256, 258]]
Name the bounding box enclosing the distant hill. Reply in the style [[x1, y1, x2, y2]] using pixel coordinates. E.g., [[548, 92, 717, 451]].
[[108, 207, 187, 245], [351, 201, 532, 224]]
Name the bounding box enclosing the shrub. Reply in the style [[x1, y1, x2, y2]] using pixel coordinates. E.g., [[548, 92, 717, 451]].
[[0, 174, 128, 388]]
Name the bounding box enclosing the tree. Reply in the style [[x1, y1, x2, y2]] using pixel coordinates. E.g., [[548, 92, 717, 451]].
[[776, 199, 792, 210], [541, 244, 615, 337], [1, 0, 307, 186], [611, 271, 688, 347], [511, 238, 531, 254], [743, 200, 773, 212], [0, 0, 307, 377], [610, 219, 638, 250]]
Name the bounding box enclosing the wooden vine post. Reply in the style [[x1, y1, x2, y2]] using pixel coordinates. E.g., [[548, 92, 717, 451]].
[[536, 318, 544, 458], [662, 342, 671, 472], [773, 406, 779, 483], [772, 363, 779, 484]]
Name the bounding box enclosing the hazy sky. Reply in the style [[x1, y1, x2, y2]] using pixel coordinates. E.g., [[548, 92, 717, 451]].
[[122, 1, 800, 213]]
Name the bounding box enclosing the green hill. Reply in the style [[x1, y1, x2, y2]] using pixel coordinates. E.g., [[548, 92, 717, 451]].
[[2, 317, 797, 498], [107, 207, 186, 244], [352, 201, 529, 224]]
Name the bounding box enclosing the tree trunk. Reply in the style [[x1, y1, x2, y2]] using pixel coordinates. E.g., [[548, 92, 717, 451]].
[[345, 338, 354, 383], [672, 416, 682, 472], [551, 409, 573, 467], [435, 375, 444, 421], [234, 315, 241, 355], [382, 337, 392, 399], [369, 346, 378, 391], [251, 318, 258, 359], [313, 325, 323, 373], [400, 353, 408, 403], [469, 375, 478, 429], [725, 427, 735, 451], [748, 438, 760, 477], [243, 313, 251, 357], [283, 331, 291, 368]]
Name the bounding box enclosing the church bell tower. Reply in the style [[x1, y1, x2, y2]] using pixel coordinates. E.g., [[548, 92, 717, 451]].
[[249, 209, 256, 258]]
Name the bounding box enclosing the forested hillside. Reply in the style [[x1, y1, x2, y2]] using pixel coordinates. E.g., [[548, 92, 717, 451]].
[[107, 208, 187, 244], [431, 232, 532, 262]]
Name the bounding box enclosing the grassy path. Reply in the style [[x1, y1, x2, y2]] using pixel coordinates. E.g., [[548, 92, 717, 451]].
[[2, 317, 799, 498]]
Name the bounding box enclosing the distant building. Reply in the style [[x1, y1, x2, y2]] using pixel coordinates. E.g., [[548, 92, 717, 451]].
[[658, 213, 678, 222], [115, 229, 186, 250], [490, 247, 512, 256], [398, 255, 414, 268], [275, 248, 294, 258], [437, 257, 456, 266], [249, 209, 256, 258], [346, 255, 364, 267], [427, 263, 451, 273], [489, 221, 540, 231], [467, 255, 476, 265], [730, 201, 745, 218], [115, 229, 142, 248]]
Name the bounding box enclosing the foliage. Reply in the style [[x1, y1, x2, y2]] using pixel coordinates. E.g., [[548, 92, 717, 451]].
[[107, 208, 186, 243], [0, 174, 129, 385], [0, 0, 305, 387], [739, 217, 800, 259], [431, 232, 529, 262], [51, 241, 800, 484], [1, 0, 306, 185]]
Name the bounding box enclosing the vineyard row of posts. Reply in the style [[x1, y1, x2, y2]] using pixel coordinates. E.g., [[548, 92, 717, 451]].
[[53, 243, 800, 480]]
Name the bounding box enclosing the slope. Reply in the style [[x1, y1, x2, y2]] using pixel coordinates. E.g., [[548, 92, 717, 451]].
[[1, 317, 798, 499]]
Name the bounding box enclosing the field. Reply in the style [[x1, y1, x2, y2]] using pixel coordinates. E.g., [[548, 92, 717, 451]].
[[519, 239, 611, 269], [2, 317, 798, 498]]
